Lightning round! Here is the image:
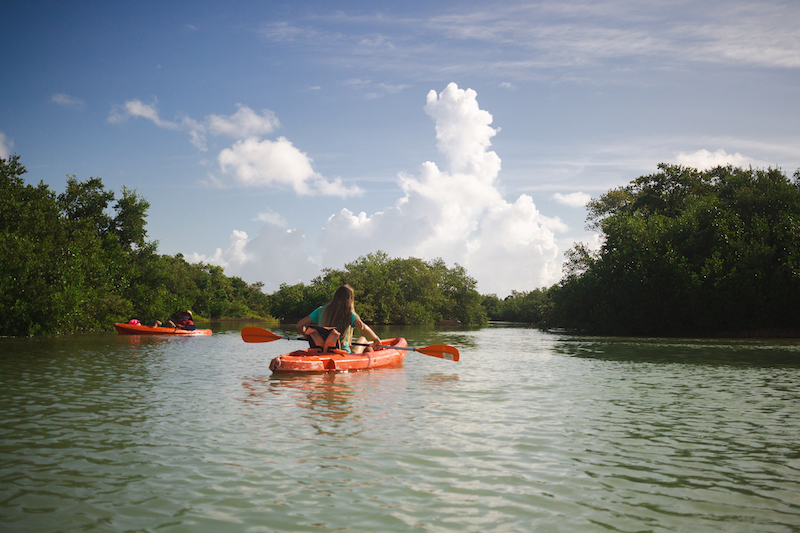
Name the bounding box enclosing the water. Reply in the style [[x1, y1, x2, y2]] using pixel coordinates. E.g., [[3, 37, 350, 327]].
[[1, 324, 799, 532]]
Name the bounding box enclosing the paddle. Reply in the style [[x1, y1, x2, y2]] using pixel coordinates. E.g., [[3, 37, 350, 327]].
[[240, 327, 459, 362], [352, 342, 459, 361], [241, 327, 304, 343]]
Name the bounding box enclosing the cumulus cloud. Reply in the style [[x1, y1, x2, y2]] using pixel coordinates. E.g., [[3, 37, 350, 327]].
[[217, 137, 363, 196], [0, 131, 12, 158], [110, 99, 357, 196], [188, 83, 568, 295], [317, 82, 565, 295], [676, 148, 753, 170], [552, 191, 592, 207], [186, 227, 320, 292], [208, 104, 280, 138]]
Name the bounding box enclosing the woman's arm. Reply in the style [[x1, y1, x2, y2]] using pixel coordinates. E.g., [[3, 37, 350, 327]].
[[296, 316, 312, 335], [354, 317, 381, 346]]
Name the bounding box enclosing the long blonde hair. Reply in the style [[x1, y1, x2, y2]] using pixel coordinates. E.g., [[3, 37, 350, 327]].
[[322, 284, 355, 332]]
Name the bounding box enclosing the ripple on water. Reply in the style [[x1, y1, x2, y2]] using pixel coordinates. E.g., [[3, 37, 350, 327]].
[[1, 328, 799, 532]]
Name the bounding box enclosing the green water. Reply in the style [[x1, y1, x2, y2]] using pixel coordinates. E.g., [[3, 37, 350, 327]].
[[1, 324, 799, 532]]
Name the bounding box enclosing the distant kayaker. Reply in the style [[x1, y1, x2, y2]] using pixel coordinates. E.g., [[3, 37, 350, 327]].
[[169, 310, 194, 330], [296, 284, 382, 354]]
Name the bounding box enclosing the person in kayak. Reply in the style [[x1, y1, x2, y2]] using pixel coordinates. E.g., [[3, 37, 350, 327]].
[[295, 284, 381, 354], [169, 310, 195, 330]]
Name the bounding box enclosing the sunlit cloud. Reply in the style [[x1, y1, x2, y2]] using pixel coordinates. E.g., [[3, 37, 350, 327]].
[[189, 83, 568, 295], [110, 99, 356, 196], [208, 104, 280, 139], [318, 82, 566, 295], [676, 148, 754, 170], [217, 137, 363, 196], [187, 228, 321, 290], [552, 192, 592, 207]]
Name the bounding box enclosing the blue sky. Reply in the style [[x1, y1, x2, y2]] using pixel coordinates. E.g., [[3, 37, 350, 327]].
[[3, 0, 799, 296]]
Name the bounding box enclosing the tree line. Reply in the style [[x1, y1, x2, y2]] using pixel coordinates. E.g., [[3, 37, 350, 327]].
[[542, 164, 800, 336], [0, 155, 489, 335], [4, 154, 798, 336], [0, 156, 271, 335]]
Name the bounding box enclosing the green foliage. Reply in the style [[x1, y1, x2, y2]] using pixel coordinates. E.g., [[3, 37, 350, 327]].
[[482, 289, 550, 324], [0, 155, 274, 335], [546, 164, 800, 335], [268, 251, 488, 326]]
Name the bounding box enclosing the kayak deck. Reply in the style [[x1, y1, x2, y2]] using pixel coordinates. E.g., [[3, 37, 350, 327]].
[[114, 323, 212, 336], [269, 337, 407, 373]]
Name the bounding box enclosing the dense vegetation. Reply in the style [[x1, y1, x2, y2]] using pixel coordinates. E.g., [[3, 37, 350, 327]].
[[268, 252, 487, 326], [5, 154, 797, 337], [543, 164, 800, 336], [1, 155, 487, 335], [0, 156, 271, 335]]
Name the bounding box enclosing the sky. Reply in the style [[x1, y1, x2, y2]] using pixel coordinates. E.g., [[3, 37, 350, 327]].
[[2, 0, 799, 297]]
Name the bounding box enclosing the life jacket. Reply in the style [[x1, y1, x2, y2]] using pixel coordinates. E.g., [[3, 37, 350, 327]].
[[304, 325, 342, 353], [315, 305, 355, 350]]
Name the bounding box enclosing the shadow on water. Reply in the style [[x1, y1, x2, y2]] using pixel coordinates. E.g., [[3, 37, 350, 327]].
[[549, 334, 800, 367]]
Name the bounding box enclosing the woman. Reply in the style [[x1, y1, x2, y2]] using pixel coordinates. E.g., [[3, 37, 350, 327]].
[[296, 285, 382, 354]]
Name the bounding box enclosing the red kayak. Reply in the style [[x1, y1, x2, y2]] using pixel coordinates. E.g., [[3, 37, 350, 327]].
[[269, 337, 408, 373], [114, 323, 212, 336]]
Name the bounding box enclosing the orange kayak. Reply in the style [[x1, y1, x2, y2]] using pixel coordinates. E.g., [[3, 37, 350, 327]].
[[114, 323, 212, 336], [269, 337, 407, 373]]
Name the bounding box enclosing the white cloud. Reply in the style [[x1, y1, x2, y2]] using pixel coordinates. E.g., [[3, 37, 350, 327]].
[[109, 98, 178, 129], [51, 93, 84, 108], [110, 99, 357, 196], [208, 104, 280, 139], [676, 148, 753, 170], [317, 83, 566, 296], [0, 131, 12, 158], [186, 228, 321, 292], [217, 136, 363, 196], [109, 98, 212, 150], [265, 1, 800, 81], [254, 209, 288, 227], [552, 191, 592, 207], [189, 83, 571, 295]]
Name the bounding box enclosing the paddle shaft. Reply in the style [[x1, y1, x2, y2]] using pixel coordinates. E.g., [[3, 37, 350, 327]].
[[241, 327, 458, 361]]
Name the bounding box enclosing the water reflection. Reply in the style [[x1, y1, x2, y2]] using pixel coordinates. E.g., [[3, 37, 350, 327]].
[[241, 373, 357, 421], [551, 335, 800, 367], [3, 327, 800, 532]]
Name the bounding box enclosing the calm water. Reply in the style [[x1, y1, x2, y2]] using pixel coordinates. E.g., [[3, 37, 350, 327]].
[[1, 324, 799, 532]]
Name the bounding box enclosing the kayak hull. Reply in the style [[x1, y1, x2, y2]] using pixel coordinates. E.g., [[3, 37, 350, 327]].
[[114, 323, 212, 336], [269, 337, 407, 373]]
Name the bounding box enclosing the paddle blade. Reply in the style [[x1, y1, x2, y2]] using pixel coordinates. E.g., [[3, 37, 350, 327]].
[[416, 344, 460, 361], [241, 327, 282, 343]]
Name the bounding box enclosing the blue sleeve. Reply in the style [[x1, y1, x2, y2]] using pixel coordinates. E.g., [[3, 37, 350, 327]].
[[309, 307, 322, 325], [351, 311, 358, 326]]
